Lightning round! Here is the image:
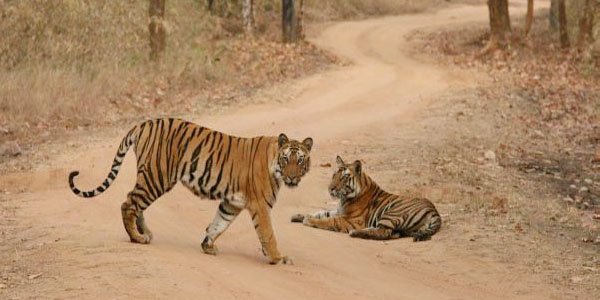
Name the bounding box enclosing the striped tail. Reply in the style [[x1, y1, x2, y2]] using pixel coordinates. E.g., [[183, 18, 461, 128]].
[[68, 127, 138, 198]]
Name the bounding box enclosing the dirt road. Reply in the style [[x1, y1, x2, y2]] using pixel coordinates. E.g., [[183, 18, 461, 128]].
[[2, 2, 565, 300]]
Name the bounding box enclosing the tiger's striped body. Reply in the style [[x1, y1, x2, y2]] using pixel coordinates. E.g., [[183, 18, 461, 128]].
[[69, 118, 313, 264], [291, 156, 441, 241]]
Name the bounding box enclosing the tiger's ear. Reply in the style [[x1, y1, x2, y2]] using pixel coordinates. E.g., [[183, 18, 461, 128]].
[[302, 137, 313, 151], [278, 133, 289, 148], [336, 155, 345, 168], [353, 160, 362, 176]]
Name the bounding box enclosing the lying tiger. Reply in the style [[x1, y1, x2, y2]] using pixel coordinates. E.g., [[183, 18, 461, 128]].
[[291, 156, 441, 241], [69, 118, 313, 264]]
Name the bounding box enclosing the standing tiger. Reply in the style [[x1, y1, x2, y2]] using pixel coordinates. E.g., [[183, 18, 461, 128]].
[[68, 118, 313, 264], [291, 156, 441, 241]]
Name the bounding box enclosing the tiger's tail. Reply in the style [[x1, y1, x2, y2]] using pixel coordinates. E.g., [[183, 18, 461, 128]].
[[409, 212, 442, 242], [68, 126, 138, 198]]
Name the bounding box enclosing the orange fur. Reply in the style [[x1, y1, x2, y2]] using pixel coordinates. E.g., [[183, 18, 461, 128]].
[[292, 156, 441, 241], [69, 118, 313, 264]]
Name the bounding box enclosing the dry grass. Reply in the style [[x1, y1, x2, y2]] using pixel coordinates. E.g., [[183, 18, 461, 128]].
[[0, 1, 221, 134], [405, 14, 600, 293], [304, 0, 446, 21], [0, 0, 448, 149]]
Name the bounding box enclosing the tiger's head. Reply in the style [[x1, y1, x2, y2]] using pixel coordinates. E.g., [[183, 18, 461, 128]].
[[329, 155, 363, 204], [275, 133, 313, 188]]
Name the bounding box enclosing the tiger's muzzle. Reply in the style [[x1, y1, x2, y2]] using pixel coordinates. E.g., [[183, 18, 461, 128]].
[[283, 176, 301, 187], [329, 185, 353, 202]]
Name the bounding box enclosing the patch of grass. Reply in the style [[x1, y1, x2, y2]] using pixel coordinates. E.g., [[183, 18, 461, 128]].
[[0, 0, 446, 150], [305, 0, 446, 21]]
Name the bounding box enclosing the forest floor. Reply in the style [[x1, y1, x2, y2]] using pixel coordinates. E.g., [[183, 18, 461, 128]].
[[1, 1, 598, 299]]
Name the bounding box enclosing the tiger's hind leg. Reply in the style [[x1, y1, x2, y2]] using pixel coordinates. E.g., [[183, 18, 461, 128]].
[[121, 171, 173, 244], [408, 213, 442, 242], [135, 213, 153, 240], [409, 232, 432, 242], [121, 190, 155, 244], [349, 226, 399, 240]]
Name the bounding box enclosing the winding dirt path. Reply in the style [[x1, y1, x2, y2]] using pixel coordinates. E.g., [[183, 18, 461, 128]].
[[2, 2, 562, 300]]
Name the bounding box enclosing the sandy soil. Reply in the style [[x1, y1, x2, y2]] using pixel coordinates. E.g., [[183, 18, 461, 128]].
[[3, 2, 586, 300]]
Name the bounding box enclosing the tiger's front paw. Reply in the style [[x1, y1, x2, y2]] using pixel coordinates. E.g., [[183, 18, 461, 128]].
[[290, 214, 306, 223], [201, 236, 218, 255], [302, 217, 315, 227], [269, 255, 294, 265]]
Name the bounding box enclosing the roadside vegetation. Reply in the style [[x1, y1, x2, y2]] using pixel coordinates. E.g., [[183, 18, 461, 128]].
[[408, 8, 599, 293], [0, 0, 445, 160]]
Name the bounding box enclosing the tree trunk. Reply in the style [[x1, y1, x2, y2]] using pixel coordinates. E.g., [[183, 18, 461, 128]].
[[297, 0, 305, 40], [558, 0, 570, 48], [207, 0, 215, 14], [577, 0, 595, 48], [149, 0, 166, 61], [483, 0, 511, 53], [549, 0, 559, 30], [242, 0, 255, 36], [282, 0, 297, 43], [524, 0, 534, 37]]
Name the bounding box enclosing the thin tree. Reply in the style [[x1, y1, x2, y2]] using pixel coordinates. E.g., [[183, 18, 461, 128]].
[[149, 0, 166, 61], [524, 0, 534, 37], [549, 0, 559, 30], [558, 0, 569, 48], [207, 0, 215, 14], [282, 0, 297, 43], [242, 0, 255, 36], [577, 0, 596, 48], [297, 0, 305, 40], [482, 0, 512, 54]]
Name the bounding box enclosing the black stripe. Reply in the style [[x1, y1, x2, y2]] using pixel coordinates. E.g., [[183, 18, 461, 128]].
[[174, 125, 191, 176], [155, 119, 166, 193], [111, 158, 122, 168], [135, 122, 148, 149], [138, 121, 154, 156], [164, 120, 174, 182], [131, 192, 152, 207], [218, 203, 234, 216], [402, 206, 424, 229], [140, 171, 158, 199], [207, 132, 219, 153], [131, 188, 151, 200], [180, 162, 188, 179], [199, 156, 213, 188], [252, 212, 259, 229], [188, 130, 209, 182], [182, 127, 197, 157], [208, 140, 231, 197], [147, 166, 163, 198]]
